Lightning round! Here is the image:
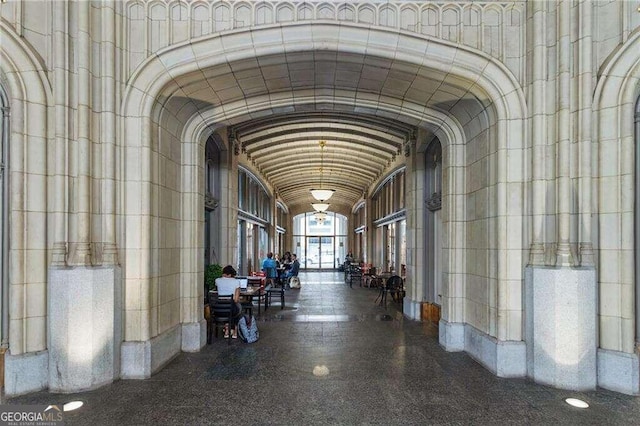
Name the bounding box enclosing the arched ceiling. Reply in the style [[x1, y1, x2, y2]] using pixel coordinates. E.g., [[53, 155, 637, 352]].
[[232, 111, 414, 212], [158, 47, 494, 214]]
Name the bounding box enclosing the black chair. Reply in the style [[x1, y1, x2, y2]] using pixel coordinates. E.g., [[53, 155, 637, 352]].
[[208, 295, 241, 345], [264, 267, 279, 287], [266, 284, 285, 310], [376, 275, 404, 307], [363, 267, 377, 288], [343, 260, 351, 282], [349, 265, 362, 288]]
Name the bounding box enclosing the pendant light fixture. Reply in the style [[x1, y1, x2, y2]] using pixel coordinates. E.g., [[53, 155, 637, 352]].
[[310, 140, 335, 202], [311, 202, 330, 212], [314, 211, 327, 223]]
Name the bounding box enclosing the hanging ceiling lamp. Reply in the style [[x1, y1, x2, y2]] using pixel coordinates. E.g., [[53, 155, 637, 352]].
[[310, 140, 335, 202], [311, 202, 330, 212], [314, 211, 328, 222]]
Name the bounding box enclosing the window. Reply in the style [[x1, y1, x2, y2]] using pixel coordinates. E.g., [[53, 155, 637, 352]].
[[292, 212, 348, 269], [238, 167, 271, 223]]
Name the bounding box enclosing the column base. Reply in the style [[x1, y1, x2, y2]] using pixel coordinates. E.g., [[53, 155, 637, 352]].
[[403, 299, 421, 321], [597, 348, 640, 395], [4, 350, 48, 396], [439, 319, 526, 377], [121, 325, 181, 379], [439, 319, 464, 351], [48, 266, 122, 393], [181, 320, 207, 352], [525, 265, 597, 391]]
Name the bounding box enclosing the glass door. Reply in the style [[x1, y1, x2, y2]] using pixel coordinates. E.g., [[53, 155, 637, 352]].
[[319, 236, 334, 269], [305, 236, 320, 269]]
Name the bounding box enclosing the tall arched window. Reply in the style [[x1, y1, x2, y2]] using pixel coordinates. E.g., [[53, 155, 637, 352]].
[[371, 168, 406, 273], [237, 167, 272, 275]]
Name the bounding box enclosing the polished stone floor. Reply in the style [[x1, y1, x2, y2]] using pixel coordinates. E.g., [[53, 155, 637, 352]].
[[7, 271, 640, 425]]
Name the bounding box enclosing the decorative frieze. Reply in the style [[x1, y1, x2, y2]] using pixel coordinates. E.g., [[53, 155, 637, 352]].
[[125, 1, 524, 81]]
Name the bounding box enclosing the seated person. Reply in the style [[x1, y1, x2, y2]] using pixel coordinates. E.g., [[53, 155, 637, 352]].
[[281, 251, 292, 270], [344, 252, 353, 263], [214, 265, 242, 339], [284, 253, 300, 281]]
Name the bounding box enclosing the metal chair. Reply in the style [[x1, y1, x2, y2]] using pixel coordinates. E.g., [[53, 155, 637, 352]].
[[349, 265, 362, 288], [266, 283, 285, 309], [375, 275, 404, 307], [264, 267, 279, 287], [208, 294, 241, 345]]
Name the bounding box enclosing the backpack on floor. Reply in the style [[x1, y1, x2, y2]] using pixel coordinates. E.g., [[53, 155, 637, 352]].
[[289, 276, 301, 289], [238, 315, 259, 343]]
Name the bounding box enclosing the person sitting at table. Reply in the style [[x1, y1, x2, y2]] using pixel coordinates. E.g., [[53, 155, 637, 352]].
[[281, 251, 292, 269], [261, 252, 278, 285], [345, 251, 354, 263], [215, 265, 242, 339], [284, 253, 300, 283]]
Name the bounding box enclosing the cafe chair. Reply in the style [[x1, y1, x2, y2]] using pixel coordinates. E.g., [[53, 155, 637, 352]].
[[241, 300, 253, 317], [208, 295, 241, 345], [376, 275, 404, 307], [266, 282, 285, 310], [264, 267, 279, 287], [349, 265, 362, 288]]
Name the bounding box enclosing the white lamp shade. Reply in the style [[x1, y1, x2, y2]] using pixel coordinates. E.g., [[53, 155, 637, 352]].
[[311, 203, 330, 212], [314, 212, 327, 221], [310, 189, 335, 201]]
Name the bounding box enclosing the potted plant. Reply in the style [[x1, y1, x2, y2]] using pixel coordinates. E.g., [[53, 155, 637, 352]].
[[204, 263, 223, 301]]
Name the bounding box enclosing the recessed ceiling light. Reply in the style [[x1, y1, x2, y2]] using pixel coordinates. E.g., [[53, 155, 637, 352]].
[[565, 398, 589, 409], [63, 401, 84, 411]]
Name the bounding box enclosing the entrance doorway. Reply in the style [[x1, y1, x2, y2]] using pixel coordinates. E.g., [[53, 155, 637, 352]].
[[305, 236, 335, 269], [293, 212, 348, 269]]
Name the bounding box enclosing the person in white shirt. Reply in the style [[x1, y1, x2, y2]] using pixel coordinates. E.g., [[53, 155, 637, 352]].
[[214, 265, 242, 338]]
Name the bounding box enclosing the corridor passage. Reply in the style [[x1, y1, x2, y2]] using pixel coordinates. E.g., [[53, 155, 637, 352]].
[[8, 272, 640, 425]]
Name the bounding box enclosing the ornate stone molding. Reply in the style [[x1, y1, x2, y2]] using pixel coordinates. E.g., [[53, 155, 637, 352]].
[[228, 129, 240, 156], [125, 1, 524, 82], [205, 193, 219, 211], [426, 191, 441, 211]]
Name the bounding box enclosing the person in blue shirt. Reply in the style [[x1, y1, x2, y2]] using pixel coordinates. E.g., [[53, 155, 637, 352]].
[[261, 252, 278, 282]]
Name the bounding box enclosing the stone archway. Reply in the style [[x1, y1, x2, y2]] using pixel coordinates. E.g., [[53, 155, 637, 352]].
[[0, 21, 52, 396], [592, 31, 640, 395], [120, 22, 527, 379]]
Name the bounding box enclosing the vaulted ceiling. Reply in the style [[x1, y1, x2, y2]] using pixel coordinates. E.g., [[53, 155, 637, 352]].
[[232, 111, 414, 212], [165, 48, 488, 215]]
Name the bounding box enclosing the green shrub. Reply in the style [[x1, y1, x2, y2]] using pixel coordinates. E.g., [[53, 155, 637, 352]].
[[204, 264, 223, 292]]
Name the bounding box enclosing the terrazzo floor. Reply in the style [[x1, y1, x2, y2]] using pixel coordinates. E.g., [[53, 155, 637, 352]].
[[6, 271, 640, 425]]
